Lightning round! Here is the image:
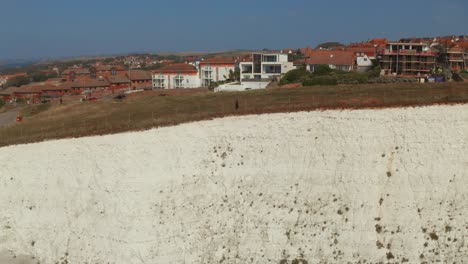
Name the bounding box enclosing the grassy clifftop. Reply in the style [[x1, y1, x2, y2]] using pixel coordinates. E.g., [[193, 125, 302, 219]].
[[0, 82, 467, 147]]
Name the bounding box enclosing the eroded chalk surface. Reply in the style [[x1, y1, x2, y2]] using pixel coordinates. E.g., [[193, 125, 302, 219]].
[[1, 105, 467, 263]]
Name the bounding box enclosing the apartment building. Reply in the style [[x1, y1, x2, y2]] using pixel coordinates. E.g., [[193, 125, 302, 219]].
[[152, 64, 200, 89], [199, 57, 236, 87], [442, 45, 467, 71], [239, 53, 294, 86], [379, 43, 437, 76]]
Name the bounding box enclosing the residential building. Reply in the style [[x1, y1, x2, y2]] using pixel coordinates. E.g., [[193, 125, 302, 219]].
[[62, 68, 91, 81], [92, 65, 127, 78], [106, 75, 131, 90], [379, 43, 437, 76], [239, 53, 294, 88], [305, 50, 355, 72], [70, 78, 110, 94], [442, 45, 467, 71], [42, 83, 72, 97], [152, 64, 200, 89], [126, 70, 152, 89], [356, 54, 374, 72], [199, 57, 236, 87]]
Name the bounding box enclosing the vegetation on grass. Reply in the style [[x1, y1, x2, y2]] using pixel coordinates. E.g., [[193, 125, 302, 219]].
[[20, 103, 52, 117], [280, 68, 311, 85], [0, 82, 467, 147], [280, 65, 377, 86], [5, 76, 31, 87]]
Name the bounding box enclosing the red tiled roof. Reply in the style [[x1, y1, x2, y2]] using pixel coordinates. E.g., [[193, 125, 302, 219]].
[[0, 87, 20, 95], [305, 50, 355, 66], [106, 75, 130, 84], [71, 79, 109, 88], [154, 64, 198, 74], [15, 84, 51, 94], [126, 70, 152, 81]]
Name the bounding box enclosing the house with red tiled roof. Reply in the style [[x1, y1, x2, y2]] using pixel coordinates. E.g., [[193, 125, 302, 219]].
[[152, 64, 200, 89], [126, 70, 152, 89], [106, 75, 130, 90], [92, 65, 127, 78], [199, 57, 236, 87], [0, 87, 20, 101], [305, 50, 355, 72], [61, 68, 91, 81], [41, 82, 72, 97], [70, 78, 110, 94]]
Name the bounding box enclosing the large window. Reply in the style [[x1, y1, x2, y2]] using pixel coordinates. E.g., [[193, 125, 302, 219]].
[[153, 74, 165, 89], [262, 55, 277, 62], [174, 74, 184, 89]]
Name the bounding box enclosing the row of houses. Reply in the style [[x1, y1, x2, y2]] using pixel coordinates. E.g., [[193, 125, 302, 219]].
[[300, 38, 467, 76]]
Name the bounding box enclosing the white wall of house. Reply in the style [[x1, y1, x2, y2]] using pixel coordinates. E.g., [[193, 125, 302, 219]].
[[200, 64, 236, 87], [152, 73, 201, 89], [356, 55, 374, 72]]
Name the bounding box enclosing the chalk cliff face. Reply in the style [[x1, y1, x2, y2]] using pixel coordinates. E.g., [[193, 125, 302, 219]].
[[0, 105, 467, 264]]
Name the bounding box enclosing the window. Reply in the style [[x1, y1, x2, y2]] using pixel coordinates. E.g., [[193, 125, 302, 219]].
[[174, 74, 184, 89]]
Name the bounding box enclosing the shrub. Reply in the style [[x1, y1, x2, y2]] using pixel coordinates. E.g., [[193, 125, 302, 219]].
[[0, 98, 5, 108], [15, 98, 26, 104], [314, 65, 333, 76], [280, 68, 311, 85]]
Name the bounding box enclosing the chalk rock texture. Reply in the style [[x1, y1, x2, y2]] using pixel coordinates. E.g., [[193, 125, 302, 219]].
[[0, 105, 467, 263]]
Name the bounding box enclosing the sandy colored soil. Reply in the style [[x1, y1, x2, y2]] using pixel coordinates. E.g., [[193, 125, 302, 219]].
[[0, 105, 467, 263]]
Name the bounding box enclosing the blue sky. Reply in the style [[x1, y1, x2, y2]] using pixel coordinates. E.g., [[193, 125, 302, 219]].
[[0, 0, 466, 60]]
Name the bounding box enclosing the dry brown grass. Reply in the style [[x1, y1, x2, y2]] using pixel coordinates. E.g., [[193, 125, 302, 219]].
[[0, 82, 467, 147]]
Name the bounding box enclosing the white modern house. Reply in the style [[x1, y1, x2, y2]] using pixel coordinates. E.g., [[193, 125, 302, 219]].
[[152, 64, 200, 89], [199, 58, 237, 87], [238, 53, 294, 89]]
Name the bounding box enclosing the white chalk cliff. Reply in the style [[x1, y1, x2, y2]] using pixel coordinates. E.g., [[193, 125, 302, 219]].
[[0, 105, 467, 263]]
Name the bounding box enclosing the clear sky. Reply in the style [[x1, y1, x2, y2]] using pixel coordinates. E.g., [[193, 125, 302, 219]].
[[0, 0, 466, 60]]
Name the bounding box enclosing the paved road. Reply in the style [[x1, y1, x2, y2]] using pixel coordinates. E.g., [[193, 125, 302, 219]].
[[0, 107, 20, 128]]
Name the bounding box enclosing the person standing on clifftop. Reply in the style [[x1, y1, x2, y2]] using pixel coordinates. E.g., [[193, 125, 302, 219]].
[[235, 99, 239, 110]]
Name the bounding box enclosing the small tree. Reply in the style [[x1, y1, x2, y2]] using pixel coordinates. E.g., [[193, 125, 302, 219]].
[[228, 68, 240, 82], [0, 98, 5, 108]]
